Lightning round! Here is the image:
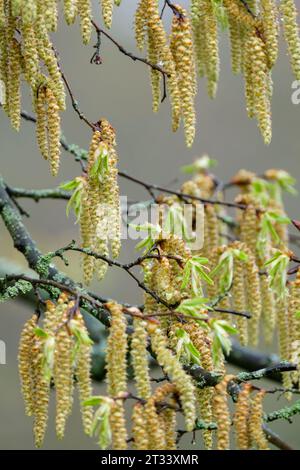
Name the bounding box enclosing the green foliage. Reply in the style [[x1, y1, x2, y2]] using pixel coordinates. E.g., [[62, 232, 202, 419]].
[[265, 251, 290, 299], [175, 297, 211, 319], [210, 248, 248, 294], [84, 396, 113, 450], [89, 143, 110, 182], [181, 155, 217, 174], [175, 328, 201, 365], [181, 256, 213, 296], [209, 319, 237, 367], [60, 177, 85, 221], [256, 211, 290, 259]]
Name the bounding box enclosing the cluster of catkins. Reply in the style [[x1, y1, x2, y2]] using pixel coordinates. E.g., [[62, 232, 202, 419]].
[[80, 119, 121, 283], [0, 0, 121, 175], [134, 0, 300, 144], [18, 292, 93, 447], [135, 1, 196, 146]]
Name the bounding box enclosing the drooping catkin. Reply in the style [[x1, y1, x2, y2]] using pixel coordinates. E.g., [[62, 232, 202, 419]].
[[45, 86, 61, 176], [75, 313, 94, 435], [234, 383, 251, 450], [232, 256, 248, 346], [21, 23, 38, 89], [249, 34, 272, 144], [182, 324, 214, 449], [110, 399, 128, 450], [54, 323, 73, 439], [170, 5, 196, 147], [260, 272, 276, 344], [149, 325, 196, 431], [204, 0, 219, 98], [288, 271, 300, 385], [78, 0, 92, 44], [261, 0, 279, 69], [106, 302, 128, 397], [148, 29, 160, 112], [132, 403, 149, 450], [228, 17, 242, 74], [18, 314, 37, 417], [146, 0, 181, 133], [239, 200, 258, 256], [131, 316, 151, 400], [191, 0, 207, 78], [280, 0, 300, 80], [35, 85, 48, 159], [22, 0, 37, 25], [249, 391, 269, 450], [43, 0, 58, 32], [101, 0, 113, 29], [135, 0, 147, 50], [213, 375, 235, 450], [276, 295, 293, 391], [64, 0, 78, 25], [144, 396, 166, 450], [244, 249, 262, 347], [8, 39, 21, 130]]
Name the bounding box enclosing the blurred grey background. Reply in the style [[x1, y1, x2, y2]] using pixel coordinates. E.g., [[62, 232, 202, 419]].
[[1, 0, 300, 449]]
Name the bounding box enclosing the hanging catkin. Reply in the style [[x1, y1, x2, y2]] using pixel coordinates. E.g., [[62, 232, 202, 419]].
[[280, 0, 300, 80], [249, 391, 269, 450], [106, 302, 128, 448], [131, 316, 151, 400], [213, 375, 235, 450], [170, 5, 196, 147], [132, 403, 149, 450], [288, 271, 300, 385], [18, 314, 37, 417], [149, 325, 196, 431], [8, 38, 21, 130], [45, 86, 61, 176], [244, 248, 262, 347], [234, 383, 252, 450], [232, 255, 248, 346]]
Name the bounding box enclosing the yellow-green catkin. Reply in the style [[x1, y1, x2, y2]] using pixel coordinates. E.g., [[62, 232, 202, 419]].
[[228, 16, 242, 74], [78, 0, 92, 44], [204, 0, 219, 98], [8, 39, 21, 131], [11, 0, 22, 18], [35, 86, 48, 159], [106, 302, 128, 397], [149, 325, 196, 431], [80, 180, 95, 284], [213, 375, 235, 450], [249, 34, 272, 144], [249, 391, 269, 450], [243, 31, 256, 119], [45, 86, 61, 176], [144, 396, 166, 450], [131, 317, 151, 400], [35, 16, 66, 111], [261, 0, 279, 69], [276, 294, 293, 392], [110, 399, 128, 450], [146, 0, 181, 133], [280, 0, 300, 80], [288, 271, 300, 385], [135, 0, 147, 50], [170, 5, 196, 147], [18, 314, 37, 417], [106, 305, 127, 396], [64, 0, 78, 25], [183, 322, 214, 449], [132, 403, 149, 450], [32, 336, 51, 447], [239, 200, 258, 256], [148, 29, 160, 112], [43, 0, 58, 32], [191, 0, 207, 78], [234, 383, 251, 450], [101, 0, 113, 29], [76, 313, 94, 435], [245, 249, 262, 347], [22, 0, 37, 25], [161, 404, 177, 450], [54, 323, 74, 439], [260, 272, 276, 344], [232, 256, 248, 346], [21, 23, 38, 89]]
